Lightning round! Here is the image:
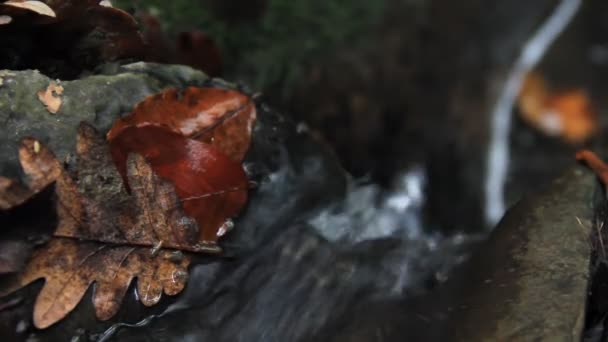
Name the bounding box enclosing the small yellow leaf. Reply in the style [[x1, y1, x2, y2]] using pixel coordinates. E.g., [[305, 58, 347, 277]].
[[3, 1, 56, 18], [37, 83, 64, 114]]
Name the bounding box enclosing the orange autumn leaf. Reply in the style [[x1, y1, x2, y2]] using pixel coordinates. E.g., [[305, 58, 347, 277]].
[[107, 87, 257, 162], [517, 72, 597, 143], [107, 125, 249, 244], [107, 87, 256, 244]]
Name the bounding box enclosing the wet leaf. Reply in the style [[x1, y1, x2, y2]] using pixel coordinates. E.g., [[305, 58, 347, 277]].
[[0, 121, 250, 328], [107, 87, 256, 243], [107, 87, 257, 162], [108, 125, 249, 244], [3, 238, 190, 329], [51, 123, 224, 252]]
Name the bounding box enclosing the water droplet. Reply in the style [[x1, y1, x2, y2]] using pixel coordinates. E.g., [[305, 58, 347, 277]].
[[217, 219, 234, 237]]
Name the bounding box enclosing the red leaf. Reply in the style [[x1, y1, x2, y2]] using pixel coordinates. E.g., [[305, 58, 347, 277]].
[[109, 125, 248, 244], [107, 87, 256, 243], [106, 87, 256, 162]]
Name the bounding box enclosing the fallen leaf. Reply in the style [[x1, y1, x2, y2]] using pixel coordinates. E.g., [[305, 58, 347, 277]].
[[3, 238, 189, 328], [0, 121, 250, 328], [518, 71, 596, 143], [108, 125, 249, 243], [546, 89, 596, 143], [54, 123, 221, 253], [107, 87, 257, 162], [37, 82, 64, 114], [2, 0, 55, 17], [107, 87, 255, 243]]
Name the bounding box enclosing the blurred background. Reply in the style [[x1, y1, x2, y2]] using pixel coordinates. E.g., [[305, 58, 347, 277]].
[[112, 0, 608, 233]]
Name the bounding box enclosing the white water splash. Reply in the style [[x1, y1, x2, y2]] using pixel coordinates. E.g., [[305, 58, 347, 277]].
[[309, 167, 427, 242], [484, 0, 582, 225]]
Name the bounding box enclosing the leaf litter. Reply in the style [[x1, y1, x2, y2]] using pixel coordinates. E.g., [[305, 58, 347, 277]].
[[0, 86, 257, 328]]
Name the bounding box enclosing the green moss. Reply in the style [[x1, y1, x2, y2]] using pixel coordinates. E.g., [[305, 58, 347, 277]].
[[113, 0, 385, 92]]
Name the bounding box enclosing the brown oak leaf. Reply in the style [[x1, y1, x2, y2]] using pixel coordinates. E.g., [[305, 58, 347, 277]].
[[0, 122, 237, 328], [106, 87, 256, 245]]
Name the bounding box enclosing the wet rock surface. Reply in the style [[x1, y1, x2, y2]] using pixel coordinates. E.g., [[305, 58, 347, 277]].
[[432, 166, 595, 341], [329, 166, 596, 342]]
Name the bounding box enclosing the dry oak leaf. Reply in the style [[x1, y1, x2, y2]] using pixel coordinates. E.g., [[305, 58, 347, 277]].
[[0, 123, 237, 328], [37, 82, 64, 114]]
